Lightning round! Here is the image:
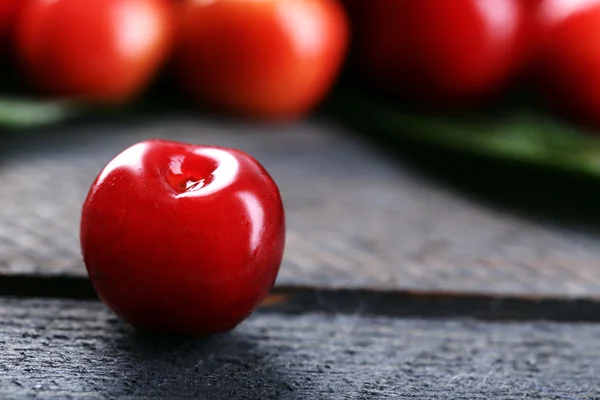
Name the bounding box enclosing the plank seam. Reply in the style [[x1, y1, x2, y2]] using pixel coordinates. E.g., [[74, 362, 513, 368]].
[[2, 275, 600, 322]]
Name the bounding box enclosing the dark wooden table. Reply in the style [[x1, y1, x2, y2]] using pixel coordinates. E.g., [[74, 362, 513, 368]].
[[2, 116, 600, 399]]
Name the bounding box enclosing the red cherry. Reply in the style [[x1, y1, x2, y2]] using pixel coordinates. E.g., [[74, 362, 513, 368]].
[[354, 0, 525, 108], [534, 0, 600, 126], [80, 139, 286, 336]]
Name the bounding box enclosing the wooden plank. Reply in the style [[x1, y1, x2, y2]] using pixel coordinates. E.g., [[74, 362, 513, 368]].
[[2, 117, 600, 298], [1, 297, 599, 399]]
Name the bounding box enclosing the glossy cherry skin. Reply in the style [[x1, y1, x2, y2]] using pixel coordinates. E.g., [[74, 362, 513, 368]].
[[80, 139, 285, 335]]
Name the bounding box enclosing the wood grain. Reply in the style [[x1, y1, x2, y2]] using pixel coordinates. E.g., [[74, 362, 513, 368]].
[[2, 117, 600, 298], [1, 297, 599, 399]]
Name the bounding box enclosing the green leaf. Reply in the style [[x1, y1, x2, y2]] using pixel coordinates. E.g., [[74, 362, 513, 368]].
[[329, 89, 600, 178], [0, 97, 88, 129]]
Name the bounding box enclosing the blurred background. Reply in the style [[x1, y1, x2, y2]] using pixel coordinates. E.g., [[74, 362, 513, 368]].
[[3, 0, 600, 299]]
